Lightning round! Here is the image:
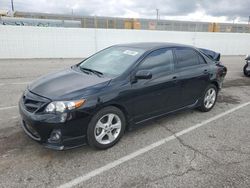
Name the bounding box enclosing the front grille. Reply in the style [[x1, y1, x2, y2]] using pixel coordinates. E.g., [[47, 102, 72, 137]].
[[22, 90, 50, 113], [23, 98, 45, 112], [22, 120, 41, 141]]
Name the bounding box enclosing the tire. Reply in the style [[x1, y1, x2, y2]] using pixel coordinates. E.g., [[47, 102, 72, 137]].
[[198, 84, 218, 112], [243, 64, 250, 77], [87, 106, 126, 149]]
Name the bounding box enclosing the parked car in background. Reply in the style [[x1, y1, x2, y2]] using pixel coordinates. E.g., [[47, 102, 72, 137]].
[[244, 55, 250, 77], [19, 43, 227, 150]]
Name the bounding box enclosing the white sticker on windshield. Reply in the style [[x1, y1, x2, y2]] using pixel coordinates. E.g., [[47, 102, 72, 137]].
[[123, 50, 139, 56]]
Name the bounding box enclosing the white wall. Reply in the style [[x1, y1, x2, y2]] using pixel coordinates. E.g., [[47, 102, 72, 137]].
[[0, 25, 250, 59]]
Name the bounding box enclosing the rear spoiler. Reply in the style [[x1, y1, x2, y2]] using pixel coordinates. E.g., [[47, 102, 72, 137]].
[[199, 48, 221, 61], [245, 55, 250, 60]]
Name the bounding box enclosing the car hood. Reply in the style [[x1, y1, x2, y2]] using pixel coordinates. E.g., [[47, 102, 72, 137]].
[[28, 67, 111, 100]]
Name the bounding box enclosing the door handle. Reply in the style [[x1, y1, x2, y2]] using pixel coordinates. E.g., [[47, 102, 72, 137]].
[[172, 76, 178, 83], [203, 69, 208, 74]]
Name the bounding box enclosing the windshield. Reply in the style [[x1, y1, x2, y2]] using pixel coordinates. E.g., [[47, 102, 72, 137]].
[[79, 46, 145, 76]]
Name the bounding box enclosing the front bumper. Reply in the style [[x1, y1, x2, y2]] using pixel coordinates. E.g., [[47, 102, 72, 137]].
[[19, 98, 92, 150]]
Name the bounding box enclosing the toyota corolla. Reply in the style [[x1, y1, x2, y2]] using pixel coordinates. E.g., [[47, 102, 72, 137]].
[[19, 43, 227, 150]]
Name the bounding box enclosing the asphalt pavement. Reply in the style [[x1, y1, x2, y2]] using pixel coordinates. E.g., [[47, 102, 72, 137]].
[[0, 56, 250, 188]]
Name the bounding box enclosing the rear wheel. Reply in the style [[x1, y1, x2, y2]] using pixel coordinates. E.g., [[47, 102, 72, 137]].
[[198, 84, 218, 112], [87, 106, 126, 149], [243, 64, 250, 77]]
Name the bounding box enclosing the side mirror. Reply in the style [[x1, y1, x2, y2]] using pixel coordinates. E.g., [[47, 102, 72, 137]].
[[135, 70, 152, 80]]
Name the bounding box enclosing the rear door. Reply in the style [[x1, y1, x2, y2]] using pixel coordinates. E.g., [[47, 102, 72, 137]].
[[174, 47, 210, 107]]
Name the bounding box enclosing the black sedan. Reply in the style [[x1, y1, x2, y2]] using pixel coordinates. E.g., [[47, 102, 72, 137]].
[[19, 43, 227, 150]]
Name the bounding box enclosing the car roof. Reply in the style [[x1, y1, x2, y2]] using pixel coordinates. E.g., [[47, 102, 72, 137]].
[[115, 42, 193, 51]]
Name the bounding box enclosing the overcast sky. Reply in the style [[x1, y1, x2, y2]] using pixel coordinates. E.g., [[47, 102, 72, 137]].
[[0, 0, 249, 23]]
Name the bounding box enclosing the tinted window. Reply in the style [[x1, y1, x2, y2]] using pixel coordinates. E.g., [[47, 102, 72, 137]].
[[200, 52, 213, 64], [139, 49, 174, 74], [198, 53, 207, 64], [175, 48, 199, 68]]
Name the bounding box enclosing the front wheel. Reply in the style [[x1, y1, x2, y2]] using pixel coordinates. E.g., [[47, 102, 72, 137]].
[[243, 64, 250, 77], [198, 84, 218, 112], [87, 106, 126, 149]]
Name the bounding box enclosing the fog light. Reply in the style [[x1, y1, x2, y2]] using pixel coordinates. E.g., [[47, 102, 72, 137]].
[[48, 130, 61, 143], [60, 113, 68, 123]]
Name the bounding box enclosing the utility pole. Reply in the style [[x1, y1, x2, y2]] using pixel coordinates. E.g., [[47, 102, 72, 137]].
[[11, 0, 14, 12], [232, 17, 236, 24], [71, 8, 74, 20], [156, 8, 159, 21]]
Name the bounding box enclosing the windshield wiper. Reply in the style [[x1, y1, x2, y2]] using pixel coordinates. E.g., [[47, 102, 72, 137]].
[[79, 67, 103, 77]]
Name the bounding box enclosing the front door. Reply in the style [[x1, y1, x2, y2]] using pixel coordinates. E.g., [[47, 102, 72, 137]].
[[130, 48, 181, 122]]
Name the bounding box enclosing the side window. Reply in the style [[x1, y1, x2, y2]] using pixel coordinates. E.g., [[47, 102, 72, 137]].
[[139, 49, 174, 74], [200, 53, 213, 64], [175, 48, 200, 68], [197, 53, 207, 64]]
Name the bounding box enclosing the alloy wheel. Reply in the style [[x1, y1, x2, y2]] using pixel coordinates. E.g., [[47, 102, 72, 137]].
[[204, 88, 216, 109], [94, 113, 122, 145]]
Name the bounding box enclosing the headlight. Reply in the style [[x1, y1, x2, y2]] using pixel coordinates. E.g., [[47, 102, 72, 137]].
[[45, 99, 85, 113]]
